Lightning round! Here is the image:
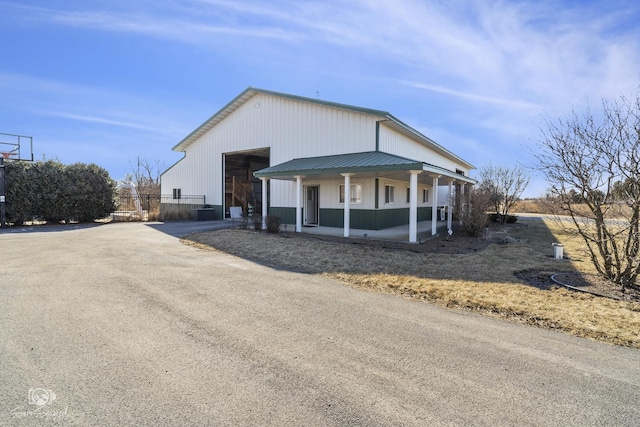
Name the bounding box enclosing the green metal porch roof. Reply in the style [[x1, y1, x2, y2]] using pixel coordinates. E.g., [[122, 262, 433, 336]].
[[254, 151, 477, 184], [254, 151, 422, 179]]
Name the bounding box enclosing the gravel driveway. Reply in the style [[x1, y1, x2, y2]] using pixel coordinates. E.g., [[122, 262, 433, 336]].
[[1, 222, 639, 426]]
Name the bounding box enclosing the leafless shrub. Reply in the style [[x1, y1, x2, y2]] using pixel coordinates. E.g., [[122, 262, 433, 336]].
[[266, 215, 281, 233], [454, 186, 492, 237], [252, 214, 263, 231]]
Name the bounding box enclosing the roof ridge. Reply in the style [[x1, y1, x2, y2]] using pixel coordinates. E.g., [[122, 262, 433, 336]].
[[247, 87, 391, 117], [287, 150, 419, 162]]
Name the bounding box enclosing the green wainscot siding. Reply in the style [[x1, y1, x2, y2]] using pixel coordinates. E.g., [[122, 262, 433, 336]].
[[319, 208, 434, 230], [364, 209, 408, 229], [268, 207, 296, 225], [276, 207, 435, 230], [319, 209, 344, 228], [418, 207, 432, 222]]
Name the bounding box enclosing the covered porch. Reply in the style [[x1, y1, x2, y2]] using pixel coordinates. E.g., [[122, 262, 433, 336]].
[[254, 151, 476, 243], [291, 219, 450, 242]]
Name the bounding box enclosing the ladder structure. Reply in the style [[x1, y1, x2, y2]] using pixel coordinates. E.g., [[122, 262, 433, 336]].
[[0, 133, 34, 229]]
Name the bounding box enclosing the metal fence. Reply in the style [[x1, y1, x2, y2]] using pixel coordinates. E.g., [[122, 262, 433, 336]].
[[113, 193, 206, 221]]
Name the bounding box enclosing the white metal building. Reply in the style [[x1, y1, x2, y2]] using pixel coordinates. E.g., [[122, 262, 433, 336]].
[[160, 87, 476, 242]]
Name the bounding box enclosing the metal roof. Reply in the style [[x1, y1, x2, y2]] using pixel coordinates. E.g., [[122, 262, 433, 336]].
[[172, 87, 475, 170], [254, 151, 476, 184]]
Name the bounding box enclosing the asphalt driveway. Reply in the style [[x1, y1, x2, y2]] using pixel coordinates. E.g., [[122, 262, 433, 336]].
[[0, 222, 639, 426]]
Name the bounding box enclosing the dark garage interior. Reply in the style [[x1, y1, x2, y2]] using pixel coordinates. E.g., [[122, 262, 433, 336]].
[[224, 148, 270, 218]]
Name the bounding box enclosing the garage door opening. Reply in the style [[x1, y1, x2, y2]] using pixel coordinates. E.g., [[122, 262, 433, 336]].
[[224, 148, 270, 219]]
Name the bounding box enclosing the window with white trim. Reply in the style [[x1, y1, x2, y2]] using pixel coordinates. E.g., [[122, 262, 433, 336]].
[[422, 189, 429, 203], [173, 188, 182, 200], [385, 184, 394, 204], [339, 184, 362, 204]]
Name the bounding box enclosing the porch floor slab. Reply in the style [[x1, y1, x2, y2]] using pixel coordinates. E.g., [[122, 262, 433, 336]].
[[289, 220, 451, 242]]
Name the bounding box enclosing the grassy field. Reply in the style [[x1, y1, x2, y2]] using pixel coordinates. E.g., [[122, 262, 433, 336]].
[[184, 218, 640, 349]]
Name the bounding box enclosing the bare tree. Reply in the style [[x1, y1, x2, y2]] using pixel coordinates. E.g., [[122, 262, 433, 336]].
[[479, 164, 530, 223], [126, 157, 163, 196], [121, 157, 165, 221], [536, 91, 640, 291]]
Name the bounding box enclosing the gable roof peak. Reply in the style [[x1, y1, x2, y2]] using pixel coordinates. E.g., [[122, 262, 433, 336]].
[[172, 87, 391, 152]]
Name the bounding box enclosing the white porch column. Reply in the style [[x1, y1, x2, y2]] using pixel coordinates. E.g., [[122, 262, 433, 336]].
[[341, 173, 354, 237], [447, 179, 454, 232], [261, 177, 268, 230], [409, 170, 422, 243], [294, 175, 303, 233], [431, 174, 440, 235]]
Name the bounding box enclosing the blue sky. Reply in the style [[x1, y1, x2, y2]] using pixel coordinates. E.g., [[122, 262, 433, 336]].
[[1, 0, 639, 197]]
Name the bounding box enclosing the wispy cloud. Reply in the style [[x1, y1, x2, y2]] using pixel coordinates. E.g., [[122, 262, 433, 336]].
[[8, 1, 640, 109], [397, 81, 541, 110], [33, 1, 638, 105], [14, 1, 309, 45], [52, 11, 299, 42], [37, 110, 162, 132], [0, 72, 189, 138]]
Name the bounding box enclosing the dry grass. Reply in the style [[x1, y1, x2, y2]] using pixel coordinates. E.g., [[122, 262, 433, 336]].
[[184, 219, 640, 349], [328, 274, 639, 347], [513, 199, 550, 214], [515, 198, 635, 219]]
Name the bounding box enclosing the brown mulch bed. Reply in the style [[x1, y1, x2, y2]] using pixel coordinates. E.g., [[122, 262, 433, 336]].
[[276, 223, 513, 255], [515, 269, 640, 302], [279, 233, 491, 254]]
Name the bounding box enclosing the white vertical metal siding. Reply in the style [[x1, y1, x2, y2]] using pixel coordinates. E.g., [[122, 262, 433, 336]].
[[162, 93, 380, 206], [377, 124, 471, 176]]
